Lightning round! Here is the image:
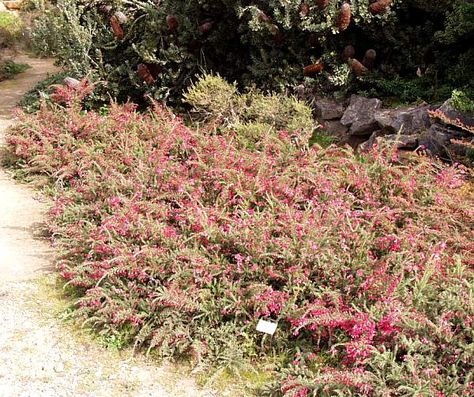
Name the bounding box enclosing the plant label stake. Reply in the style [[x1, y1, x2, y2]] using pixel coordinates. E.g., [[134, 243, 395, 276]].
[[256, 319, 278, 336]]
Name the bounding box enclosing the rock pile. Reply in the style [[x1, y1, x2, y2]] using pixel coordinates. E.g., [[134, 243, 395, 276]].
[[313, 95, 474, 162]]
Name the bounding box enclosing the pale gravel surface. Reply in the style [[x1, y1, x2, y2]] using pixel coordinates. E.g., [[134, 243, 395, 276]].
[[0, 56, 217, 397]]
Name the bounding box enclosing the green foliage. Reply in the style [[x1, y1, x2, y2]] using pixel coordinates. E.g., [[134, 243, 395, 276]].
[[0, 11, 23, 48], [184, 74, 240, 125], [0, 61, 30, 82], [19, 0, 50, 11], [29, 0, 474, 105], [309, 131, 336, 148], [451, 89, 474, 113], [184, 74, 316, 147], [0, 11, 21, 34], [358, 74, 452, 105], [435, 1, 474, 45], [31, 2, 100, 76], [27, 0, 474, 103]]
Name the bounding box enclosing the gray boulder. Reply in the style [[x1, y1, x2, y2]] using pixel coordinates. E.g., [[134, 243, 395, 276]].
[[418, 124, 454, 157], [341, 95, 382, 135], [314, 99, 345, 120], [321, 120, 349, 137], [375, 105, 432, 134]]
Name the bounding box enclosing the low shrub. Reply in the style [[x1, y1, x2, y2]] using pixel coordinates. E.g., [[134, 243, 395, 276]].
[[6, 84, 474, 395], [184, 74, 316, 147], [451, 89, 474, 114], [0, 60, 30, 81]]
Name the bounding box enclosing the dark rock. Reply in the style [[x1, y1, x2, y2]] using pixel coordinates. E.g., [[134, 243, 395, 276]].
[[314, 99, 345, 120], [374, 105, 432, 134], [320, 120, 349, 137], [435, 99, 474, 132], [340, 95, 382, 135], [356, 132, 379, 151], [343, 135, 371, 150], [418, 124, 453, 157]]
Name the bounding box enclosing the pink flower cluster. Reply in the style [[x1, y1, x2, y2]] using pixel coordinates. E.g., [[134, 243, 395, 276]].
[[7, 90, 474, 396]]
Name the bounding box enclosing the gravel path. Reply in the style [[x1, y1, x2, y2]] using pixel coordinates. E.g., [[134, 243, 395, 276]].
[[0, 56, 215, 397]]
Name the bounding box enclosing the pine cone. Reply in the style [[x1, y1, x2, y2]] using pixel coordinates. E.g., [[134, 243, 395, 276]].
[[336, 3, 351, 32], [110, 16, 124, 39], [350, 58, 368, 76], [300, 3, 310, 17], [270, 24, 280, 36], [362, 49, 377, 69], [166, 15, 179, 32], [369, 0, 392, 15], [137, 64, 156, 85], [316, 0, 330, 10], [303, 62, 325, 76], [342, 45, 355, 61]]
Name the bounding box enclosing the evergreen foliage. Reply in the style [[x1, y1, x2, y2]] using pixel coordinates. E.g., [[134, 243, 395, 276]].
[[30, 0, 474, 104], [0, 61, 30, 82], [184, 74, 316, 148]]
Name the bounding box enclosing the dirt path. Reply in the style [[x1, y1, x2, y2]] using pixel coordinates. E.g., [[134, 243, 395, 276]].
[[0, 57, 215, 397]]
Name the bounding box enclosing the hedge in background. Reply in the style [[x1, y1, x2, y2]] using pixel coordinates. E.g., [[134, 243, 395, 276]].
[[30, 0, 474, 104], [6, 82, 474, 395]]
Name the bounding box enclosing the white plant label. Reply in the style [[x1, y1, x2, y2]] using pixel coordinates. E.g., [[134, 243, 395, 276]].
[[256, 319, 278, 335]]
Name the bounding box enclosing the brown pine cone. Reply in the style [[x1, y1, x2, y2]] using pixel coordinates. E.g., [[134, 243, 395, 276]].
[[258, 11, 272, 23], [303, 62, 325, 76], [114, 11, 128, 24], [110, 16, 124, 39], [350, 58, 368, 76], [336, 3, 351, 32], [198, 21, 214, 34], [369, 0, 393, 15]]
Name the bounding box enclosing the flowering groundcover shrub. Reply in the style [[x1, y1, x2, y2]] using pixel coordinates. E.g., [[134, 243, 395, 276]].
[[6, 86, 474, 396]]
